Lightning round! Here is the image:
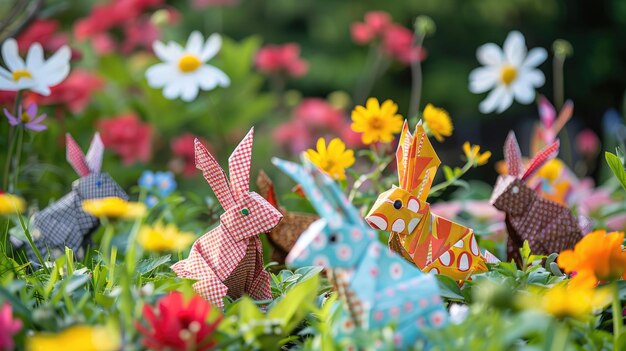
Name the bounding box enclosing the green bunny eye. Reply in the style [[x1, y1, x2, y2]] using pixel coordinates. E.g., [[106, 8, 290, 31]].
[[240, 207, 250, 216]]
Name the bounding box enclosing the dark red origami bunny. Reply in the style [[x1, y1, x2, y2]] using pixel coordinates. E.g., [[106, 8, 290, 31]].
[[489, 132, 583, 264]]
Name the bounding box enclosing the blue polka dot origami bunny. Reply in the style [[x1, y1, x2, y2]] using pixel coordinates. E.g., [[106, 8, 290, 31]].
[[272, 157, 448, 349]]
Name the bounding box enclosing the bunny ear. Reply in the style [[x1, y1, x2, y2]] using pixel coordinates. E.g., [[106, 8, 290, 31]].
[[403, 121, 441, 201], [256, 170, 279, 208], [85, 133, 104, 174], [504, 131, 524, 177], [228, 128, 254, 202], [66, 134, 90, 177], [195, 139, 236, 210], [552, 99, 573, 137], [396, 121, 412, 187], [522, 139, 560, 181], [305, 159, 363, 225], [272, 157, 338, 222]]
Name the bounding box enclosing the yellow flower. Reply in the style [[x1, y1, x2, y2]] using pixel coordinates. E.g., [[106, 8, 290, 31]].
[[27, 324, 120, 351], [558, 230, 626, 288], [305, 138, 355, 180], [536, 159, 563, 182], [138, 223, 195, 252], [463, 142, 492, 166], [82, 197, 146, 219], [351, 97, 404, 144], [0, 193, 25, 215], [520, 284, 611, 320], [422, 103, 453, 142]]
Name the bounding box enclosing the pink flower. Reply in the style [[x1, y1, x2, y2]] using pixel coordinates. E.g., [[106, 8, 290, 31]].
[[576, 129, 600, 156], [121, 18, 160, 53], [430, 201, 463, 219], [98, 114, 152, 165], [25, 69, 104, 114], [255, 43, 309, 78], [382, 24, 425, 64], [17, 19, 69, 53], [192, 0, 239, 8], [0, 302, 22, 351], [170, 133, 210, 177], [350, 11, 391, 44]]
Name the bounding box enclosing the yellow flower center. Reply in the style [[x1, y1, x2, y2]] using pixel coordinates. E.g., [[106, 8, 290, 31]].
[[21, 113, 31, 123], [500, 65, 517, 85], [12, 69, 32, 81], [368, 116, 383, 130], [178, 54, 202, 73]]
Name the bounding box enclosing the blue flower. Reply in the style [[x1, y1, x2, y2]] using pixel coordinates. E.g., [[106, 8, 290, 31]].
[[138, 170, 156, 189], [145, 195, 159, 208], [154, 171, 176, 197]]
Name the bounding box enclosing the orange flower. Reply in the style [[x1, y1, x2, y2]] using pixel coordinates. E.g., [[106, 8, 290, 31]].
[[557, 230, 626, 288]]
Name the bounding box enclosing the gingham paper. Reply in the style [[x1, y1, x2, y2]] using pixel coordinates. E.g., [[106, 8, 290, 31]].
[[172, 128, 282, 309]]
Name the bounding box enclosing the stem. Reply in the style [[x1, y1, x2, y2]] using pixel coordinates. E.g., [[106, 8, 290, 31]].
[[408, 33, 426, 118], [553, 56, 565, 110], [550, 323, 569, 351], [613, 282, 623, 351], [3, 90, 22, 191], [354, 44, 386, 105], [11, 126, 24, 192], [428, 161, 473, 196]]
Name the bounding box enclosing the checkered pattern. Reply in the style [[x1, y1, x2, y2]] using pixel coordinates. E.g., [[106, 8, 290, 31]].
[[172, 129, 282, 309], [24, 134, 127, 265], [496, 133, 582, 264]]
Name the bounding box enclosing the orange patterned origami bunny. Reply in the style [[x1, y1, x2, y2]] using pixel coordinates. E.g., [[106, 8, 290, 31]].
[[365, 121, 488, 281]]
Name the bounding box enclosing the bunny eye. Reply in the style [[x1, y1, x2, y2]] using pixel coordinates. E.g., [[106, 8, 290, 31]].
[[240, 207, 250, 216], [393, 200, 403, 209], [329, 233, 339, 243], [96, 180, 102, 188], [511, 186, 519, 194]]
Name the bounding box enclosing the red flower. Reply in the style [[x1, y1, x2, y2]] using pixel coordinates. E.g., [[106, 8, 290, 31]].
[[170, 133, 210, 177], [98, 114, 152, 165], [255, 43, 309, 78], [17, 19, 69, 53], [136, 291, 221, 351], [382, 24, 426, 64], [25, 69, 104, 114], [350, 11, 391, 44]]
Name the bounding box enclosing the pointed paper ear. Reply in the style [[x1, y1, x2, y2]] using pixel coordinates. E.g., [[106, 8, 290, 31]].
[[504, 131, 524, 177], [229, 128, 253, 202], [552, 99, 573, 137], [195, 139, 236, 210], [396, 121, 411, 187], [272, 157, 337, 221], [522, 139, 560, 181], [85, 133, 104, 174], [403, 121, 441, 202], [66, 134, 90, 177]]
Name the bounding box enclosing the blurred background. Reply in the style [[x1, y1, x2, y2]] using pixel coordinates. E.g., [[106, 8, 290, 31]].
[[0, 0, 624, 203]]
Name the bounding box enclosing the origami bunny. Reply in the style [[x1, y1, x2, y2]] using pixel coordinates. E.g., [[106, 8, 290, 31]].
[[171, 128, 283, 308], [24, 133, 127, 264], [256, 170, 318, 264], [365, 121, 487, 281], [273, 157, 447, 349], [490, 131, 583, 264]]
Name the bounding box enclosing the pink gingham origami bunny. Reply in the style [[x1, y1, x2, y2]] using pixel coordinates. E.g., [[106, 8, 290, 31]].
[[171, 128, 283, 308]]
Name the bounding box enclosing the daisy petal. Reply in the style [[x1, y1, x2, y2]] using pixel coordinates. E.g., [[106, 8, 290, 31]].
[[180, 78, 200, 102], [162, 80, 182, 100], [469, 66, 499, 93], [25, 103, 37, 116], [496, 89, 514, 113], [200, 34, 222, 62], [3, 108, 18, 125], [197, 65, 230, 89], [512, 80, 535, 104], [479, 85, 506, 114], [186, 31, 204, 56], [25, 123, 47, 131], [476, 43, 503, 66], [503, 31, 526, 66], [2, 38, 24, 71], [521, 68, 545, 87], [29, 113, 47, 124], [523, 47, 547, 68], [146, 63, 177, 87], [153, 41, 180, 62], [25, 43, 44, 68]]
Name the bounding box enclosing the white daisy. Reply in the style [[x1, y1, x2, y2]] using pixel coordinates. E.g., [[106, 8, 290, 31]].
[[469, 31, 547, 114], [0, 38, 71, 95], [145, 31, 230, 102]]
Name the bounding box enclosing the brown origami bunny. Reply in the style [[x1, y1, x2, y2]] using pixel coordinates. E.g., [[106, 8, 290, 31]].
[[256, 170, 318, 264], [171, 128, 283, 308], [489, 132, 583, 264]]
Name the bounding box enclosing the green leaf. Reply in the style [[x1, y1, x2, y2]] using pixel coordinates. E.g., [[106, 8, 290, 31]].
[[443, 166, 455, 181], [435, 274, 464, 300], [521, 240, 531, 261], [137, 255, 171, 274], [605, 151, 626, 191]]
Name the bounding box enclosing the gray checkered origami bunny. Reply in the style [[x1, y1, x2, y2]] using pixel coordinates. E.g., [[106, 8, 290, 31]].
[[22, 133, 127, 264]]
